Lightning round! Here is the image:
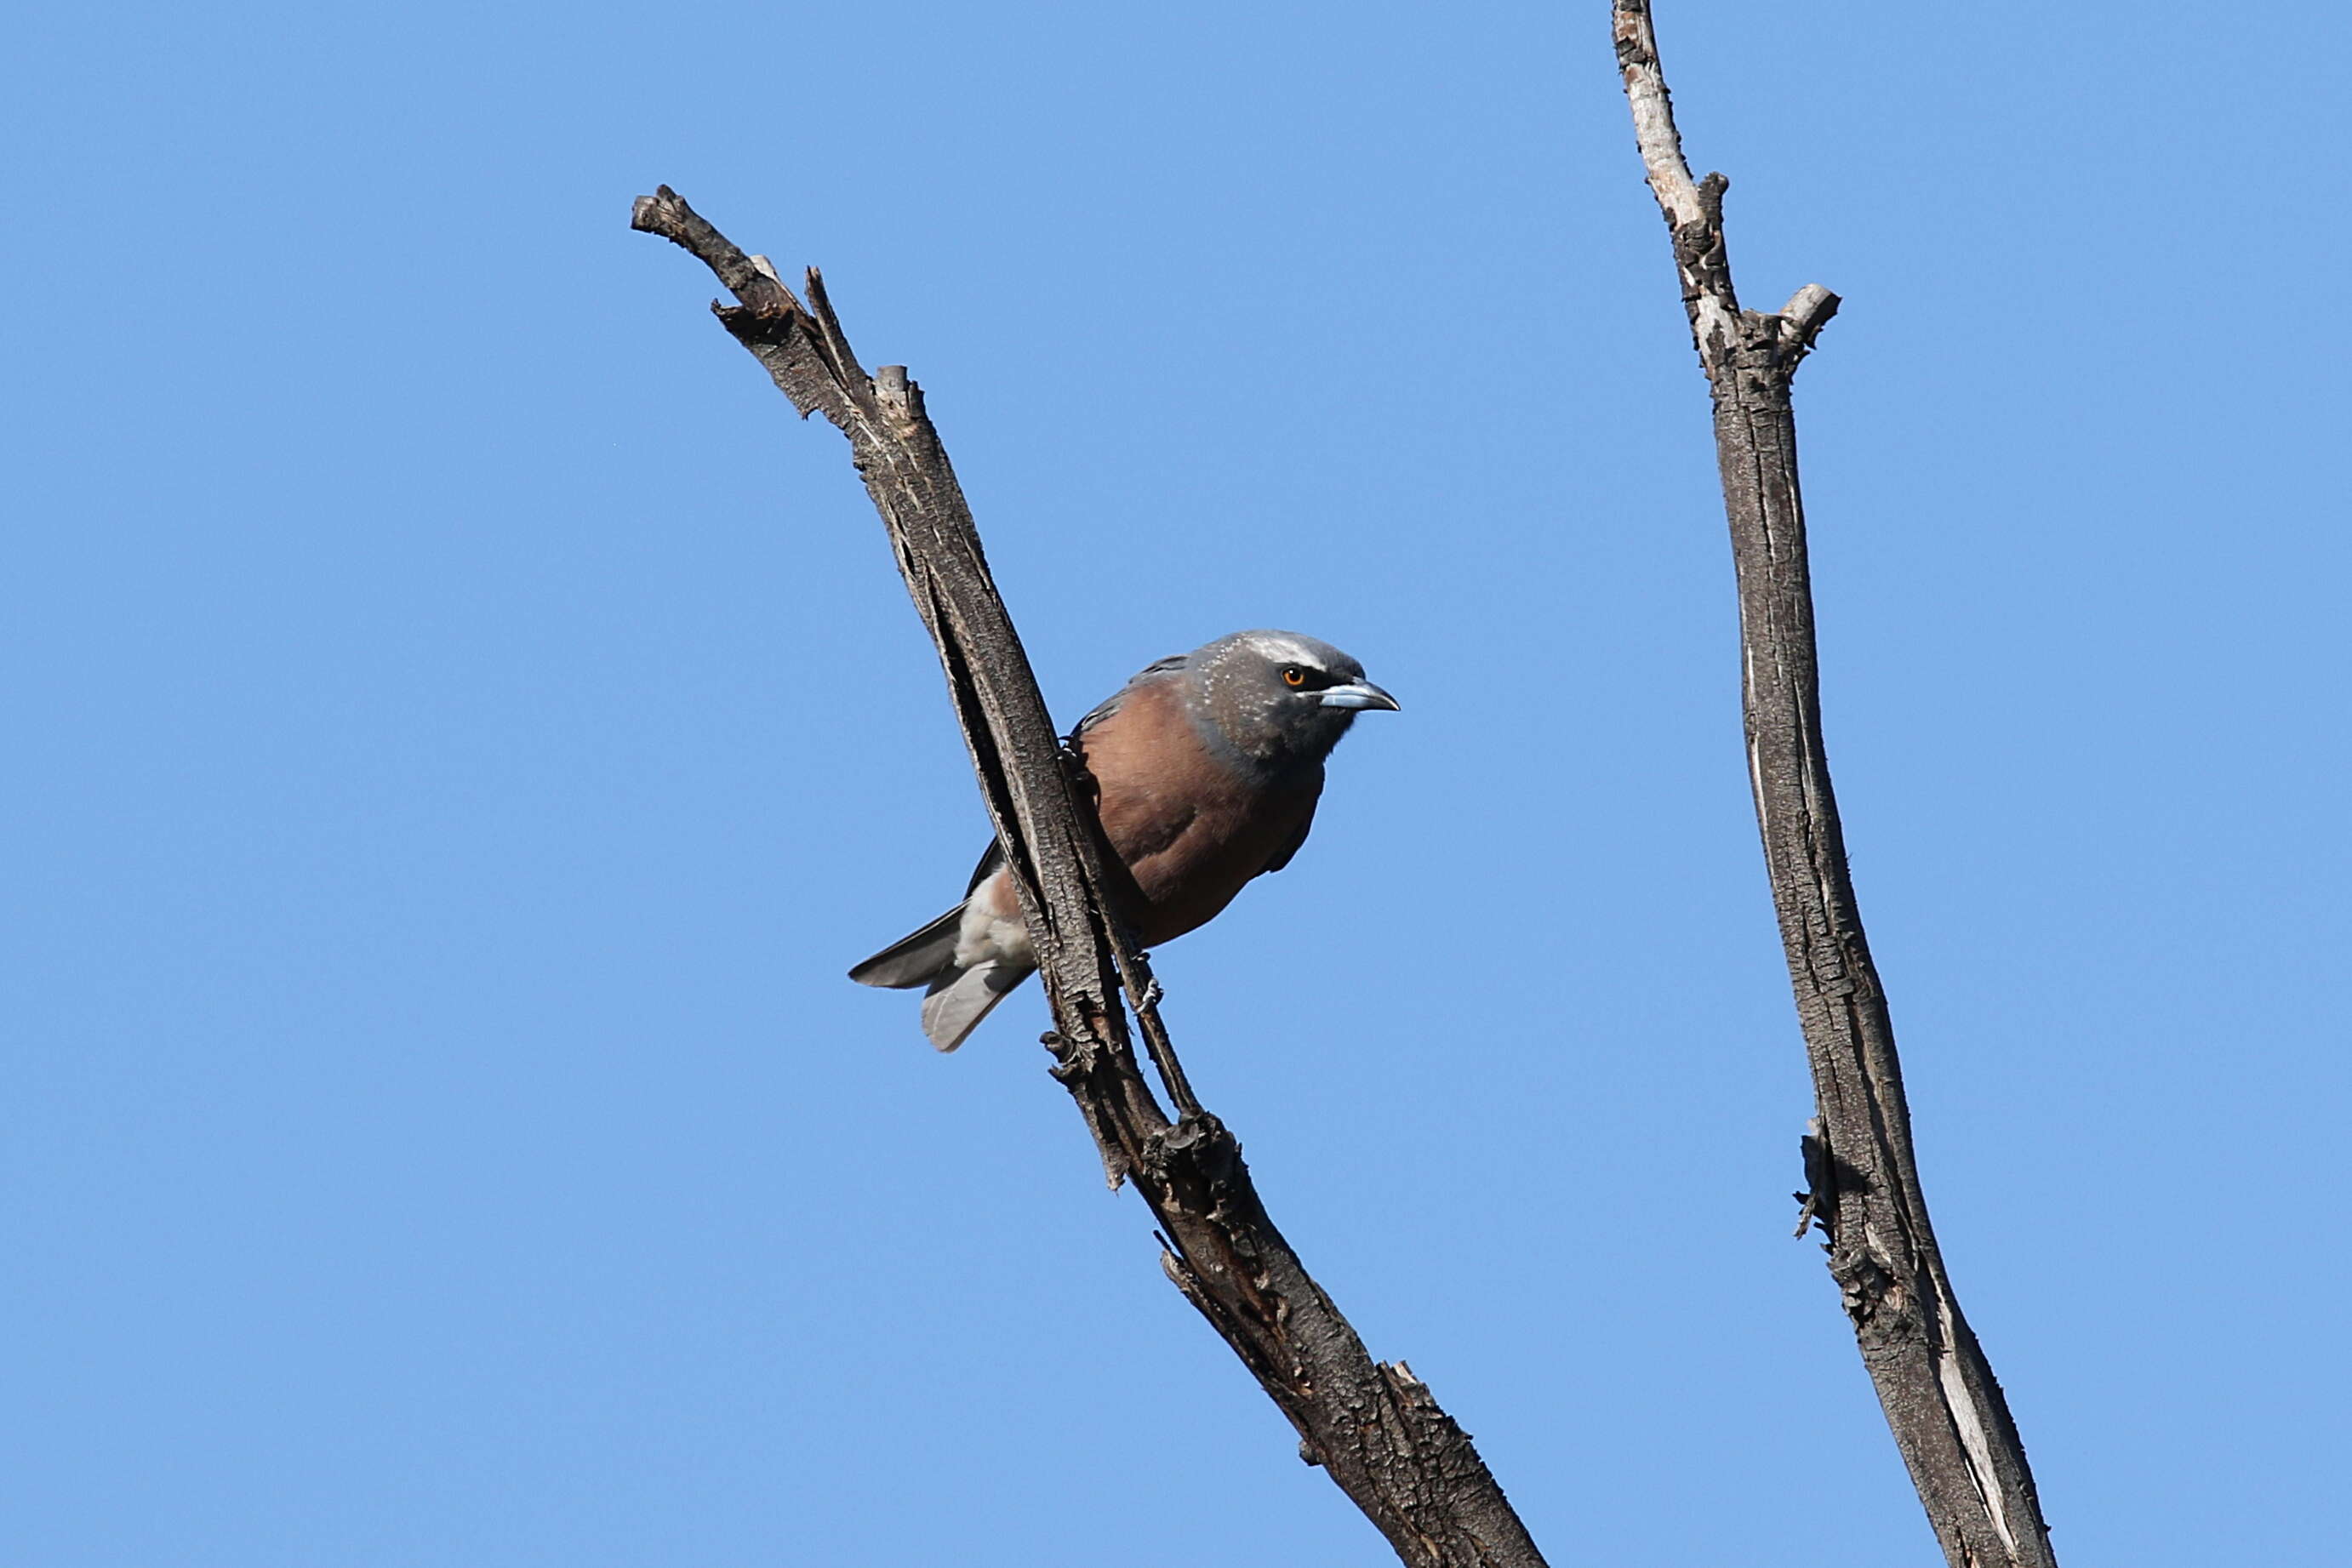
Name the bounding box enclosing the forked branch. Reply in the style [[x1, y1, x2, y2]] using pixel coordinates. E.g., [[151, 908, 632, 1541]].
[[1611, 6, 2060, 1565], [631, 186, 1547, 1568]]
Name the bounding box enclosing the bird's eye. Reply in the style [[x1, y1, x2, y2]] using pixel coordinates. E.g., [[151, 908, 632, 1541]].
[[1282, 667, 1307, 687]]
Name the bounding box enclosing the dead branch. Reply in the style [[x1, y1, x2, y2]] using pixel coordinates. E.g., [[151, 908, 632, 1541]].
[[631, 186, 1549, 1568], [1611, 6, 2060, 1565]]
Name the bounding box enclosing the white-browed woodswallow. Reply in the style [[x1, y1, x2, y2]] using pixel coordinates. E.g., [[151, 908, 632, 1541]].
[[850, 630, 1399, 1049]]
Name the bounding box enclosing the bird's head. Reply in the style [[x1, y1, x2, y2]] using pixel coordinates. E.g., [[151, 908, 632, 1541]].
[[1190, 630, 1400, 768]]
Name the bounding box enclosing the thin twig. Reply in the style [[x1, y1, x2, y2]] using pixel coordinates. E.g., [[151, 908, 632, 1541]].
[[1612, 7, 2059, 1565], [632, 186, 1547, 1568]]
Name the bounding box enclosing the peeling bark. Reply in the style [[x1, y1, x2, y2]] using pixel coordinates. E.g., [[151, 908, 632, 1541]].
[[1611, 7, 2060, 1565]]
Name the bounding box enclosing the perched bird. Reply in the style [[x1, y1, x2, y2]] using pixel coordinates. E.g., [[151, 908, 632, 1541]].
[[849, 630, 1400, 1050]]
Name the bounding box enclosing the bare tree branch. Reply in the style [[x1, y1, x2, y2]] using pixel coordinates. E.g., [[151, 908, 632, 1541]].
[[631, 186, 1548, 1568], [1611, 8, 2060, 1565]]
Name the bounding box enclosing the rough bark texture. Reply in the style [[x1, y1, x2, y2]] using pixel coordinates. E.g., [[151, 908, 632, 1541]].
[[631, 187, 1548, 1568], [1611, 7, 2060, 1566]]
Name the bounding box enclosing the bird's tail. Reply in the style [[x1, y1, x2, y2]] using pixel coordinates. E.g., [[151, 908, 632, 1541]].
[[916, 959, 1034, 1052], [848, 906, 1036, 1052], [848, 908, 964, 989]]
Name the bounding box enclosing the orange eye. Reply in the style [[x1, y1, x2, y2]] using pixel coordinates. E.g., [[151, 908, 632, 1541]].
[[1282, 667, 1306, 687]]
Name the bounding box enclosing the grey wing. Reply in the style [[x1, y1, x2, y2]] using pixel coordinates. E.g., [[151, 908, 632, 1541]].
[[850, 842, 1002, 988]]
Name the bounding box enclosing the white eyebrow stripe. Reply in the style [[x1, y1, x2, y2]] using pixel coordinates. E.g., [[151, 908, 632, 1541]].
[[1243, 634, 1330, 670]]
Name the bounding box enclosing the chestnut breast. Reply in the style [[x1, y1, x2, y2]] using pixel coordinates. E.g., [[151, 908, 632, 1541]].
[[1071, 676, 1323, 948]]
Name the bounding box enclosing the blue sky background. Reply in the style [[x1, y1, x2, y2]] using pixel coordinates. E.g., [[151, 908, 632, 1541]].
[[9, 2, 2348, 1564]]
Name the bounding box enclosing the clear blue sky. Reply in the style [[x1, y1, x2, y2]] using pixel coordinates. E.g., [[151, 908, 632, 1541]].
[[9, 3, 2347, 1564]]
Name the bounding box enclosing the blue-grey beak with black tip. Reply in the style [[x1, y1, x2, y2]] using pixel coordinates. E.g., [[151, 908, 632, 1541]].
[[1318, 679, 1401, 711]]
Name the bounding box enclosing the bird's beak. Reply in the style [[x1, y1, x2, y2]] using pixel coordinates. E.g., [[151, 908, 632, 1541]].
[[1318, 680, 1400, 712]]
